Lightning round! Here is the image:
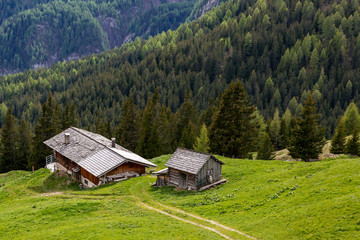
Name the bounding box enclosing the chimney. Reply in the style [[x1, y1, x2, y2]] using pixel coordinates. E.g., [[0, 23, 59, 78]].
[[64, 133, 70, 144], [111, 138, 116, 148]]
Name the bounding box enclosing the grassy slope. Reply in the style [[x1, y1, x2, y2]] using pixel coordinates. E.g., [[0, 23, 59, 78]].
[[1, 156, 360, 239]]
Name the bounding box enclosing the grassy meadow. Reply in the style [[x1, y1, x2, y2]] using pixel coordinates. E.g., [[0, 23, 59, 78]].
[[1, 155, 360, 239]]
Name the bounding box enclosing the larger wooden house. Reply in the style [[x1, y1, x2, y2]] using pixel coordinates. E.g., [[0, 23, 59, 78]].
[[44, 127, 156, 188], [154, 148, 224, 191]]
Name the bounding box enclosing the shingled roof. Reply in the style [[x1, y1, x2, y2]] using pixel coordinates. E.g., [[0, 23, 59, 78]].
[[165, 148, 223, 175], [44, 127, 156, 177]]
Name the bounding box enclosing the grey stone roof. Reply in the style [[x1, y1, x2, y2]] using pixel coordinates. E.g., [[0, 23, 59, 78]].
[[44, 127, 156, 177], [165, 148, 224, 175]]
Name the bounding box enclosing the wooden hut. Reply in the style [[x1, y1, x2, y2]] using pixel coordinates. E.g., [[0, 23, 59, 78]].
[[154, 148, 224, 190], [44, 127, 156, 188]]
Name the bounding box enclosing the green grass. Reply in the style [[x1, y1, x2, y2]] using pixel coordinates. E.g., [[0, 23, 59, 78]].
[[1, 156, 360, 239]]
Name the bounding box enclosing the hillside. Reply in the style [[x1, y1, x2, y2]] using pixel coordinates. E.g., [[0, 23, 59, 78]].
[[1, 156, 359, 239], [1, 0, 360, 137], [0, 0, 210, 74]]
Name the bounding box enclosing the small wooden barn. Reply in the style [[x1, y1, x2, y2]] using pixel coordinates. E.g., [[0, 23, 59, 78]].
[[44, 127, 157, 188], [154, 148, 224, 191]]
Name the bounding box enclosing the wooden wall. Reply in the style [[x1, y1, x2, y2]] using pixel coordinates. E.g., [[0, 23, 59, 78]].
[[55, 152, 78, 171], [81, 168, 100, 185], [168, 168, 196, 190], [106, 162, 145, 176], [196, 157, 222, 188]]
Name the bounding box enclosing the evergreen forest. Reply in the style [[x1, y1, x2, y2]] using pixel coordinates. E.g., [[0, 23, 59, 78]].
[[2, 0, 360, 170]]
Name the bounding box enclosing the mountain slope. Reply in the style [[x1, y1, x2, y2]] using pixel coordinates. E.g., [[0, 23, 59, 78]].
[[1, 0, 360, 137], [0, 0, 199, 73], [1, 156, 360, 239]]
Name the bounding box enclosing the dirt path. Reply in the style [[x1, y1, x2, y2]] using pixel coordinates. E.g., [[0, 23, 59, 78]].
[[139, 202, 233, 240], [154, 201, 257, 240], [130, 180, 257, 240]]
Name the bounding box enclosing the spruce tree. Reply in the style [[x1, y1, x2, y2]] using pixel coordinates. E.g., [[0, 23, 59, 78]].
[[346, 129, 359, 155], [0, 107, 18, 172], [18, 119, 33, 170], [257, 132, 274, 160], [209, 81, 258, 158], [115, 95, 139, 152], [330, 118, 346, 154], [193, 124, 210, 153], [174, 90, 198, 149], [288, 93, 325, 161], [30, 93, 59, 169], [136, 90, 162, 158]]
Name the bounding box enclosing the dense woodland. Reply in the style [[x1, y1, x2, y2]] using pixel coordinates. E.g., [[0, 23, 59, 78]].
[[2, 0, 360, 171], [0, 0, 201, 72], [1, 0, 360, 137]]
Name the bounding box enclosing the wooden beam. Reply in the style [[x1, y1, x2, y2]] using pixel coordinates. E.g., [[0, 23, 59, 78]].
[[199, 179, 227, 191]]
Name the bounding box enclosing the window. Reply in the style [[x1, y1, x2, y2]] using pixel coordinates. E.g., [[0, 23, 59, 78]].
[[84, 179, 88, 185]]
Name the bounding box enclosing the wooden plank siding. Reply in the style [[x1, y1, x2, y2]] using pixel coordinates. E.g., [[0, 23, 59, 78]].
[[196, 157, 222, 188], [168, 168, 197, 190], [106, 162, 145, 176], [81, 167, 100, 185], [55, 152, 79, 171]]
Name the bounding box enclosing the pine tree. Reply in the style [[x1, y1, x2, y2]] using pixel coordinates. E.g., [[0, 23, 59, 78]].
[[330, 118, 346, 154], [29, 93, 60, 169], [115, 95, 139, 152], [288, 93, 325, 161], [18, 119, 33, 170], [137, 90, 162, 158], [209, 81, 258, 158], [346, 129, 359, 155], [257, 132, 274, 160], [193, 124, 210, 153], [0, 107, 18, 172], [175, 91, 198, 149]]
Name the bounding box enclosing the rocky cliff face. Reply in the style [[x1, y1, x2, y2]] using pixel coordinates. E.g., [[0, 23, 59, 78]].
[[0, 0, 194, 74]]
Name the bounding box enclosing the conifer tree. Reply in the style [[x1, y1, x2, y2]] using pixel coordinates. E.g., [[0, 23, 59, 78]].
[[30, 93, 60, 169], [346, 129, 359, 155], [115, 95, 139, 152], [269, 108, 281, 150], [257, 132, 274, 160], [175, 91, 198, 149], [330, 118, 346, 154], [343, 102, 360, 135], [0, 107, 18, 172], [193, 124, 210, 153], [137, 90, 162, 158], [209, 81, 258, 158], [288, 93, 325, 161]]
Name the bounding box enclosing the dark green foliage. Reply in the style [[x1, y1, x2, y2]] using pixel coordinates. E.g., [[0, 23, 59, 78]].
[[209, 81, 258, 158], [288, 93, 325, 161], [136, 90, 162, 158], [174, 91, 199, 149], [2, 0, 360, 139], [30, 94, 62, 169], [330, 118, 346, 154], [346, 129, 360, 156], [0, 0, 197, 72], [115, 95, 139, 152], [18, 120, 33, 170], [257, 132, 274, 160], [0, 108, 18, 172]]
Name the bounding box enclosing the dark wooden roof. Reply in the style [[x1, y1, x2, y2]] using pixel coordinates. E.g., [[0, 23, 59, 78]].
[[165, 148, 223, 175], [44, 127, 156, 177]]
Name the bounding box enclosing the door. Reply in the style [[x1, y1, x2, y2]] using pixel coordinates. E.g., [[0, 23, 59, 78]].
[[179, 172, 187, 188]]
